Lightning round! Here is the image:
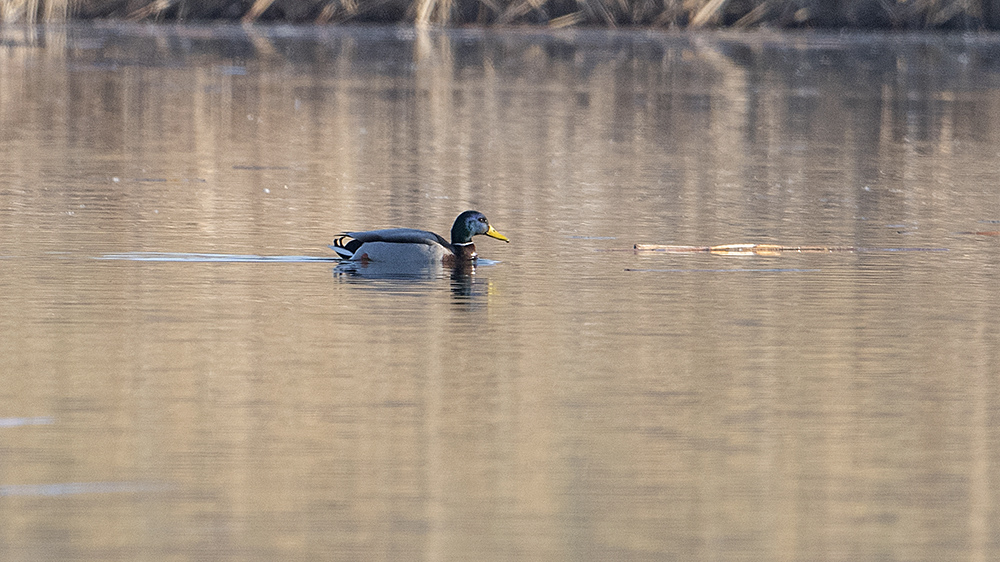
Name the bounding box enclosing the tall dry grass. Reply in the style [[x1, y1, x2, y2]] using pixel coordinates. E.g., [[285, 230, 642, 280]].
[[1, 0, 68, 21], [0, 0, 998, 28]]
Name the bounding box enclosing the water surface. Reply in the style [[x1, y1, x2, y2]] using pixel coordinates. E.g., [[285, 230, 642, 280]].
[[1, 23, 999, 561]]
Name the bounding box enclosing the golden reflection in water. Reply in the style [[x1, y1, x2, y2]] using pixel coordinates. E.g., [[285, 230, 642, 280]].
[[0, 24, 999, 561]]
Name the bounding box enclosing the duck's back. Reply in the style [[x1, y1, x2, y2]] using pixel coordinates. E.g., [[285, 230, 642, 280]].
[[347, 228, 449, 246]]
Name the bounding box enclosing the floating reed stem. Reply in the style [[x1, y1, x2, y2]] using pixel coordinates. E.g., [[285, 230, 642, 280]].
[[632, 244, 949, 255], [634, 243, 858, 256]]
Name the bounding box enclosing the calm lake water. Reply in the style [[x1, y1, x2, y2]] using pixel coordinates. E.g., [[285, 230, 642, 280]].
[[1, 22, 999, 560]]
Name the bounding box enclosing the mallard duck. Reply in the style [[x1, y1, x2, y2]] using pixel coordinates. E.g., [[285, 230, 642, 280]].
[[331, 210, 509, 265]]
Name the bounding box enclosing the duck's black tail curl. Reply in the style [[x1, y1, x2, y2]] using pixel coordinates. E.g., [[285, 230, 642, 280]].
[[331, 236, 363, 259]]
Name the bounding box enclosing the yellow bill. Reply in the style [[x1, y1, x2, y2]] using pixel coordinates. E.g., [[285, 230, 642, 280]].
[[486, 225, 509, 242]]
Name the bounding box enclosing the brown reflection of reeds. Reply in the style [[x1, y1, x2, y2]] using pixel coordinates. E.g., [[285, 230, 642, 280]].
[[3, 0, 1000, 27]]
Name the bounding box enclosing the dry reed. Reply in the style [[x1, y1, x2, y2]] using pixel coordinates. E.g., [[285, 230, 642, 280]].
[[1, 0, 998, 28]]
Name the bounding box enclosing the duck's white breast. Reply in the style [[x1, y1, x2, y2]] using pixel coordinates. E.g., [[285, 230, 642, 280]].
[[351, 241, 450, 263]]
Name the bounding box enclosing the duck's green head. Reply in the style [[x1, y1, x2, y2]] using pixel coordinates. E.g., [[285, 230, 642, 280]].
[[451, 210, 509, 245]]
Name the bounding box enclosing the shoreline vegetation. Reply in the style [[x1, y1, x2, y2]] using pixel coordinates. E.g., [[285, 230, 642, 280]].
[[3, 0, 1000, 28]]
